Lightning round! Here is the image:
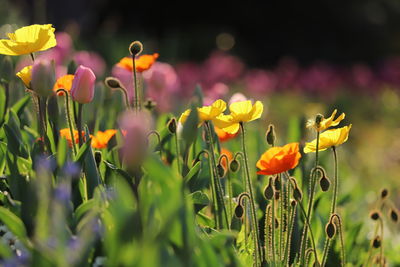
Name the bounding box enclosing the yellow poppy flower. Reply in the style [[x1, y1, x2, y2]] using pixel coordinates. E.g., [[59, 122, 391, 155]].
[[306, 109, 345, 132], [0, 24, 56, 56], [16, 65, 32, 88], [179, 99, 227, 125], [304, 124, 352, 153], [213, 100, 263, 134]]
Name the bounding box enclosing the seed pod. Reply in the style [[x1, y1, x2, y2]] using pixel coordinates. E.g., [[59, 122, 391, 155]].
[[380, 188, 389, 199], [293, 187, 303, 201], [370, 211, 380, 221], [315, 114, 324, 129], [325, 221, 336, 239], [217, 163, 226, 178], [229, 159, 240, 172], [275, 218, 279, 229], [274, 176, 281, 191], [266, 124, 276, 146], [167, 118, 177, 134], [129, 41, 143, 56], [263, 178, 274, 200], [389, 209, 399, 223], [372, 236, 381, 248], [319, 175, 331, 192], [234, 205, 244, 218]]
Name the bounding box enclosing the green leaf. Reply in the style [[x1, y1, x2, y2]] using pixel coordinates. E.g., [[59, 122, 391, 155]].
[[0, 84, 6, 126], [74, 137, 91, 163], [56, 136, 68, 167], [83, 126, 101, 198], [0, 206, 28, 240], [11, 94, 31, 118], [182, 105, 198, 150], [4, 124, 28, 159], [183, 161, 201, 183], [189, 191, 209, 213], [74, 199, 95, 224]]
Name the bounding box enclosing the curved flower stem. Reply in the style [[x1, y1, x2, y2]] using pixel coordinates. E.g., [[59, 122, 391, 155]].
[[239, 122, 263, 265], [147, 130, 162, 160], [57, 89, 77, 155], [204, 121, 229, 229], [239, 193, 260, 267], [321, 146, 340, 266], [300, 130, 320, 264]]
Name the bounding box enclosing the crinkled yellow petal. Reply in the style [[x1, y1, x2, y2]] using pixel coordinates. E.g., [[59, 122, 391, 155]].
[[249, 101, 263, 121], [318, 109, 346, 131], [16, 65, 32, 88], [221, 123, 240, 134], [230, 100, 253, 117], [212, 114, 233, 129], [0, 24, 56, 56], [304, 124, 352, 153]]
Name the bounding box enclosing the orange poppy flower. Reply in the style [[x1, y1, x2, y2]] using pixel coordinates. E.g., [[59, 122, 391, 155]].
[[59, 128, 84, 147], [256, 142, 301, 175], [214, 126, 238, 142], [91, 130, 117, 149], [53, 74, 74, 96], [117, 53, 159, 73], [220, 148, 233, 169]]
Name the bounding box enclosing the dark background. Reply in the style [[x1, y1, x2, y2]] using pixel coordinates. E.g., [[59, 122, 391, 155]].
[[10, 0, 400, 66]]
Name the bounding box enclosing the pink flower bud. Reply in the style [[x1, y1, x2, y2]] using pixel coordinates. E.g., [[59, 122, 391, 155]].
[[31, 60, 56, 97], [71, 65, 96, 104]]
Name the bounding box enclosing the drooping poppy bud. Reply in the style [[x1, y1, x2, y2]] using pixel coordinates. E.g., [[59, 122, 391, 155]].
[[263, 177, 274, 200], [31, 60, 56, 97], [70, 65, 96, 104], [325, 221, 336, 239], [234, 204, 244, 218], [230, 159, 240, 172], [319, 175, 331, 192], [369, 211, 380, 221]]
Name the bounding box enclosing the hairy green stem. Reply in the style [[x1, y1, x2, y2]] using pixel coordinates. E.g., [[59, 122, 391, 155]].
[[239, 122, 263, 265]]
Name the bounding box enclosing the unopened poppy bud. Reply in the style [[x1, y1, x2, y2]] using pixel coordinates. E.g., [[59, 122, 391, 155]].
[[389, 209, 398, 223], [31, 60, 56, 97], [274, 191, 280, 200], [315, 114, 324, 128], [71, 65, 96, 104], [380, 188, 389, 199], [105, 77, 122, 89], [263, 177, 274, 200], [230, 159, 240, 172], [372, 236, 381, 248], [290, 199, 297, 207], [235, 204, 244, 218], [129, 41, 143, 56], [325, 221, 336, 239], [217, 163, 226, 178], [167, 118, 177, 134], [319, 175, 331, 192], [293, 187, 303, 201], [274, 176, 281, 191], [266, 124, 276, 146], [94, 151, 102, 167], [370, 211, 380, 221]]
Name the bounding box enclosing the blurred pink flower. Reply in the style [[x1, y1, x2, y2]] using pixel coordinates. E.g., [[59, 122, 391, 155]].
[[275, 57, 300, 90], [142, 62, 181, 112], [203, 83, 229, 106], [297, 62, 341, 94], [112, 65, 134, 101], [119, 110, 153, 167], [348, 64, 377, 90], [244, 69, 277, 95], [201, 51, 244, 87], [175, 63, 202, 96], [73, 51, 106, 77]]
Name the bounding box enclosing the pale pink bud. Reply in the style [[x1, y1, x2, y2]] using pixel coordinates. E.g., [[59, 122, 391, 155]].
[[71, 65, 96, 104], [31, 60, 56, 97]]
